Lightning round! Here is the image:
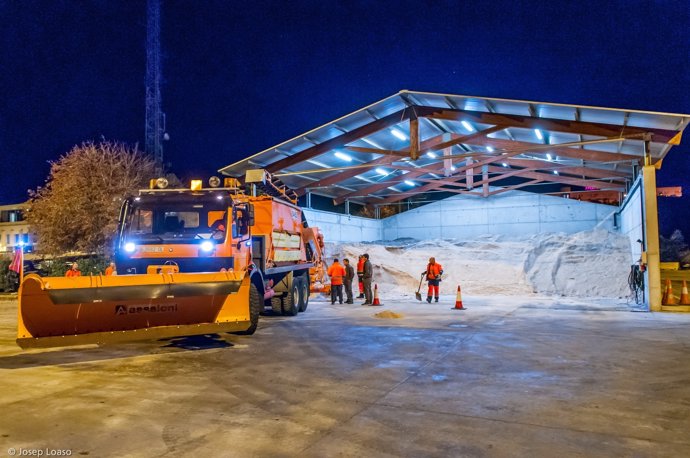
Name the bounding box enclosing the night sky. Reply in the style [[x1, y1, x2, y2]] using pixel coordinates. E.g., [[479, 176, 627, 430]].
[[1, 1, 689, 235]]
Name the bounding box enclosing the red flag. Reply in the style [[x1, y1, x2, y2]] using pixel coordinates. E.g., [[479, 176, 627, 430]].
[[9, 248, 22, 274]]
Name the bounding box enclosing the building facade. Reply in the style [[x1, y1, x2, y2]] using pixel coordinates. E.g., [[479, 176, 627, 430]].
[[0, 202, 34, 253]]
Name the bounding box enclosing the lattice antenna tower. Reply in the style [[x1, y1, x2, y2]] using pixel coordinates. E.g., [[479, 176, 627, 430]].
[[145, 0, 164, 175]]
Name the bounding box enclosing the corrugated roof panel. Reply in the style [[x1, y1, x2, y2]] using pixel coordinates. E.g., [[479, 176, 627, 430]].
[[547, 132, 581, 145], [487, 100, 531, 116], [537, 104, 576, 121], [626, 112, 683, 130], [578, 108, 626, 126]]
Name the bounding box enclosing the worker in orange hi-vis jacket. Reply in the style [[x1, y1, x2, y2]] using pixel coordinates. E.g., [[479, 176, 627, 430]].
[[104, 262, 117, 276], [422, 257, 444, 303], [66, 262, 82, 277], [356, 255, 365, 299], [327, 258, 346, 304]]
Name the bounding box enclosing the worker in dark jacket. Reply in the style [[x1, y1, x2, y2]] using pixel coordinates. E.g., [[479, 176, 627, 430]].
[[356, 255, 365, 298], [343, 258, 355, 304], [362, 253, 373, 305], [423, 257, 444, 303]]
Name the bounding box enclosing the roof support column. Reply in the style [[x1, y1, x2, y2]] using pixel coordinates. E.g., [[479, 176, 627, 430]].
[[466, 158, 474, 190], [482, 165, 489, 197], [345, 200, 350, 215], [410, 118, 420, 160], [306, 191, 312, 209], [442, 133, 453, 176], [642, 154, 661, 310]]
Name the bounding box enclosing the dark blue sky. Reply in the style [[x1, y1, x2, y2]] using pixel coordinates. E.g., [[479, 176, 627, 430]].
[[1, 0, 689, 235]]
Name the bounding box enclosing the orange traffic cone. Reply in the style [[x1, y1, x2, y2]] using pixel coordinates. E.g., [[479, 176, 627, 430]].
[[663, 279, 677, 305], [370, 284, 382, 306], [452, 285, 466, 310], [680, 280, 690, 305], [662, 279, 670, 304]]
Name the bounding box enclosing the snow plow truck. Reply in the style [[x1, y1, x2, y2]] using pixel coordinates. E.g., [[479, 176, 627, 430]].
[[16, 169, 327, 348]]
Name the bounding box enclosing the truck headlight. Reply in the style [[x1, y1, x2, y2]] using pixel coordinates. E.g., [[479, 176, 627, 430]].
[[200, 241, 214, 252], [124, 242, 136, 253]]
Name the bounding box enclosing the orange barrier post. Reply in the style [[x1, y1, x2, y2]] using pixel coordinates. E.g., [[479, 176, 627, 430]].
[[370, 284, 382, 306], [452, 285, 466, 310], [680, 280, 690, 305], [663, 279, 677, 305]]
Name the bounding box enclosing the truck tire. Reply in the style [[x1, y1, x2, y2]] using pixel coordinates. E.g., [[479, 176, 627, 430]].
[[236, 283, 261, 335], [298, 275, 310, 312], [271, 296, 283, 315], [282, 279, 300, 316]]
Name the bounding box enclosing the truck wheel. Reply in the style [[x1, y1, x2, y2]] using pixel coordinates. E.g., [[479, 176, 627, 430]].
[[271, 296, 283, 315], [237, 283, 261, 335], [298, 275, 309, 312], [282, 280, 300, 316]]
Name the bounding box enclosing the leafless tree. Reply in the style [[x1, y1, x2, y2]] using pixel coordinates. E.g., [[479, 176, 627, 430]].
[[26, 141, 156, 255]]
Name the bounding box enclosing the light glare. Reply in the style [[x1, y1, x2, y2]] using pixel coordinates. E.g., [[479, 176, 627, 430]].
[[535, 129, 544, 140], [461, 121, 474, 132], [391, 128, 407, 141], [334, 151, 352, 162]]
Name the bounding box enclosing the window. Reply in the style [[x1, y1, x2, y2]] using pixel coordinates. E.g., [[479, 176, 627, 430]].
[[166, 211, 199, 229], [14, 233, 19, 244], [132, 209, 153, 234], [24, 233, 30, 244]]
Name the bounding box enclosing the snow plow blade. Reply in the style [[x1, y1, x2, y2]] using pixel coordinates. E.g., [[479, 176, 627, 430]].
[[17, 272, 251, 349]]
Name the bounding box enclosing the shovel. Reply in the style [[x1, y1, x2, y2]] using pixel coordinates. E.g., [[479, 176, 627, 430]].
[[415, 273, 425, 301]]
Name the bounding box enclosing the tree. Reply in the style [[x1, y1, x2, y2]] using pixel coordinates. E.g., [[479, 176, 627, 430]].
[[26, 141, 156, 255], [660, 229, 689, 262]]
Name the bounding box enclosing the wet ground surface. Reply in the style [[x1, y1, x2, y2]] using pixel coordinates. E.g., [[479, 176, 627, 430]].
[[1, 293, 689, 457]]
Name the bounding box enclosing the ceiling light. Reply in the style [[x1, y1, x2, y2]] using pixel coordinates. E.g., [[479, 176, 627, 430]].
[[546, 153, 552, 161], [426, 152, 437, 158], [391, 128, 407, 141], [461, 121, 474, 132], [375, 167, 387, 175], [553, 170, 559, 175], [450, 166, 456, 171], [502, 163, 508, 167], [334, 151, 352, 162], [535, 129, 544, 140], [487, 146, 494, 153], [404, 180, 415, 186]]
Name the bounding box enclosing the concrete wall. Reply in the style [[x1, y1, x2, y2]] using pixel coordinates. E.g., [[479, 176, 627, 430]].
[[382, 189, 616, 241], [304, 189, 619, 244], [303, 209, 382, 242], [617, 176, 644, 264]]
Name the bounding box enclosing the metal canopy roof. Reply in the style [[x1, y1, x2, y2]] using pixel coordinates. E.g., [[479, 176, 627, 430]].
[[219, 90, 689, 207]]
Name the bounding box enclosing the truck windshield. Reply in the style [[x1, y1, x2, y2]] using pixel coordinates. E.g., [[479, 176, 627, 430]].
[[124, 197, 228, 244]]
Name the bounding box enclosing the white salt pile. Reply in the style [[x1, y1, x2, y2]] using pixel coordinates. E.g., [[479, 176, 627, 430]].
[[325, 228, 632, 299]]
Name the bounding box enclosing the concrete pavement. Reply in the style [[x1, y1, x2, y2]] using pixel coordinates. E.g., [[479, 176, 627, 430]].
[[1, 294, 689, 457]]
